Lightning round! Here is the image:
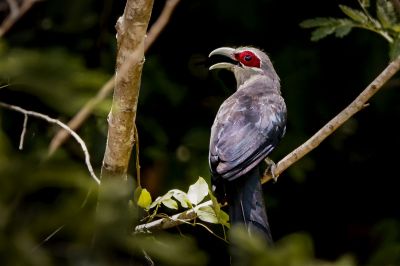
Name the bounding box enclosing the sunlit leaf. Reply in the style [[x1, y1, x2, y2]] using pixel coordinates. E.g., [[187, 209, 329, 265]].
[[196, 206, 218, 224], [137, 188, 152, 209], [134, 186, 142, 204], [209, 189, 230, 228], [170, 189, 191, 208], [148, 190, 174, 209], [187, 177, 209, 205], [162, 198, 178, 210], [149, 196, 162, 209]]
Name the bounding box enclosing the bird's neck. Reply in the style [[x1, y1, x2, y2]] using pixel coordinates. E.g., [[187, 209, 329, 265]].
[[235, 72, 280, 93]]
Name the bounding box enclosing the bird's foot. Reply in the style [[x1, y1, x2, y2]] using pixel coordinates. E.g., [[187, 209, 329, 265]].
[[264, 157, 278, 183]]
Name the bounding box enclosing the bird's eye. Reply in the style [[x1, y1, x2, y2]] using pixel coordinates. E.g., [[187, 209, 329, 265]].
[[244, 55, 252, 61], [235, 51, 261, 68]]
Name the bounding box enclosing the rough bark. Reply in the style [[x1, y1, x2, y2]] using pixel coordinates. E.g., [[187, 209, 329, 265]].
[[101, 0, 154, 180], [93, 0, 154, 258]]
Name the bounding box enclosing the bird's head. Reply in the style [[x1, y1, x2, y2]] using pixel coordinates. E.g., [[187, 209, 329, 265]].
[[209, 46, 279, 87]]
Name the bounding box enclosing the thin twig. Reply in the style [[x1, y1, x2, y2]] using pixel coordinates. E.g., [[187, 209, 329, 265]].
[[18, 113, 27, 150], [47, 78, 114, 156], [0, 101, 100, 184], [134, 124, 141, 187], [262, 55, 400, 183], [134, 55, 400, 233], [6, 0, 19, 17], [135, 200, 211, 233], [0, 0, 40, 38], [48, 0, 181, 156], [144, 0, 180, 51]]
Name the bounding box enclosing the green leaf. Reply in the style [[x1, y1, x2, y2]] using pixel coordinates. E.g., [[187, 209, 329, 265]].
[[162, 198, 179, 210], [360, 0, 370, 8], [196, 206, 219, 224], [187, 177, 209, 205], [335, 25, 353, 38], [311, 26, 336, 41], [209, 189, 230, 227], [170, 189, 191, 208], [137, 188, 152, 209], [300, 17, 340, 28], [339, 5, 368, 24], [217, 209, 230, 228], [377, 0, 398, 29], [209, 189, 221, 214], [134, 186, 143, 204], [390, 37, 400, 60], [149, 196, 162, 209], [392, 24, 400, 32], [148, 190, 174, 209]]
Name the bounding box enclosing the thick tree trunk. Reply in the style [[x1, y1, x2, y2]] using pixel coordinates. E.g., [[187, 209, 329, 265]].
[[93, 0, 154, 261]]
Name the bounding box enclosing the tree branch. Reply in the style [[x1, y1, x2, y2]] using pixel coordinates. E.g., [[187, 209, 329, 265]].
[[100, 0, 154, 181], [135, 200, 211, 233], [0, 101, 100, 184], [47, 0, 181, 156], [0, 0, 40, 38], [134, 55, 400, 233], [261, 55, 400, 183], [92, 1, 155, 251]]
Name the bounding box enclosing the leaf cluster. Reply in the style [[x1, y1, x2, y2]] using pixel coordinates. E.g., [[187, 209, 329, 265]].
[[136, 177, 230, 233], [300, 0, 400, 59]]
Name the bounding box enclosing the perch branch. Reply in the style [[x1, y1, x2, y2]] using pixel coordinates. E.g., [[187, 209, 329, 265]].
[[48, 0, 181, 156], [134, 55, 400, 233], [0, 102, 100, 184], [261, 55, 400, 183]]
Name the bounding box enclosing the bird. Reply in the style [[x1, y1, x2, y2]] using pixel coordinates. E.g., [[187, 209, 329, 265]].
[[208, 46, 287, 244]]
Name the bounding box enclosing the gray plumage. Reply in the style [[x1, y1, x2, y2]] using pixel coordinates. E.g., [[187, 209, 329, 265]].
[[208, 46, 287, 244]]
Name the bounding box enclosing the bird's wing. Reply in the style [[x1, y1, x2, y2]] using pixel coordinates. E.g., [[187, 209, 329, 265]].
[[209, 87, 286, 181]]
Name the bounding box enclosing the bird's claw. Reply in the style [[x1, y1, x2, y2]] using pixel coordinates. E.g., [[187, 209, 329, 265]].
[[264, 157, 278, 183]]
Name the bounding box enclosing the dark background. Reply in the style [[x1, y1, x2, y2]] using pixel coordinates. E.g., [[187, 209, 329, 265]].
[[1, 0, 399, 265]]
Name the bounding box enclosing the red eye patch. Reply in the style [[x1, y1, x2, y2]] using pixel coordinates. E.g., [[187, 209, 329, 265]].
[[234, 51, 261, 68]]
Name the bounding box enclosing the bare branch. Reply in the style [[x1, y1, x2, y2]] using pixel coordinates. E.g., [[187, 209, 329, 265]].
[[0, 101, 100, 184], [134, 55, 400, 233], [6, 0, 19, 17], [262, 55, 400, 184], [47, 78, 114, 156], [135, 200, 211, 233], [144, 0, 180, 51], [19, 113, 27, 150], [100, 0, 154, 181], [48, 0, 181, 156], [0, 0, 40, 38]]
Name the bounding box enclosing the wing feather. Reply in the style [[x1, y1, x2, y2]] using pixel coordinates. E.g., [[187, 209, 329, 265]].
[[209, 80, 286, 181]]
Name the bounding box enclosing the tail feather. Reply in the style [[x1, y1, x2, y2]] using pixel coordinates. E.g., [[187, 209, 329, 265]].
[[227, 166, 273, 244]]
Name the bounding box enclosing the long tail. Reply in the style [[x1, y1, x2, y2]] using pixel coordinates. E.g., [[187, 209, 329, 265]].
[[227, 166, 273, 244]]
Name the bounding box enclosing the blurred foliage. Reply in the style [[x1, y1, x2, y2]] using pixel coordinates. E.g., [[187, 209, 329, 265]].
[[0, 0, 400, 265], [230, 226, 356, 266], [300, 0, 400, 59], [0, 42, 111, 116]]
